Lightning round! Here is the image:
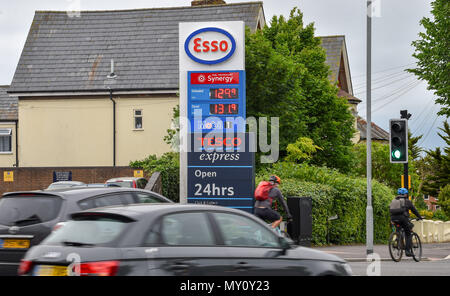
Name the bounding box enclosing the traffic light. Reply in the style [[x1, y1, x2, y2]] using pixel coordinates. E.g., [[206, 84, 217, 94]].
[[389, 119, 408, 163]]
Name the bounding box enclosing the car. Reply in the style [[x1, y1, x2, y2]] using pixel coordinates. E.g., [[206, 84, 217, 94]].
[[0, 188, 172, 276], [105, 177, 148, 189], [45, 183, 121, 191], [20, 204, 352, 276], [46, 181, 86, 190]]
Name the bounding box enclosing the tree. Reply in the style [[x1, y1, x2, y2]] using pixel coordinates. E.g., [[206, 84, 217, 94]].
[[437, 184, 450, 217], [409, 130, 424, 161], [353, 142, 419, 193], [408, 0, 450, 117], [420, 121, 450, 196], [245, 8, 355, 172], [285, 137, 322, 163]]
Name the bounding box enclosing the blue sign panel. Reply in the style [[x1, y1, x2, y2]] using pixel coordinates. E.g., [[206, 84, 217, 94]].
[[188, 71, 246, 133], [186, 69, 253, 213], [53, 171, 72, 182], [187, 133, 255, 213]]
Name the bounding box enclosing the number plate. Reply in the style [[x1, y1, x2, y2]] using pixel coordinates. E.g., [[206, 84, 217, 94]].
[[33, 265, 68, 276], [0, 239, 30, 249]]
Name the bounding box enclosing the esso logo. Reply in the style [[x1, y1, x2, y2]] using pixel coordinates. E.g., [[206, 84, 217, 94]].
[[185, 27, 236, 65]]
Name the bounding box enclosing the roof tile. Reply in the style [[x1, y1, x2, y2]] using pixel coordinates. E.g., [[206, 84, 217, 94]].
[[9, 2, 263, 93]]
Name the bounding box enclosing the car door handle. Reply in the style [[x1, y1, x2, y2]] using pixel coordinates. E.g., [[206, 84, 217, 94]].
[[234, 262, 251, 270], [170, 262, 190, 271]]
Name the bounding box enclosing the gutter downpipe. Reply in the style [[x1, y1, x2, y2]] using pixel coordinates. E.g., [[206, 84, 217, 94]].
[[15, 120, 18, 167], [109, 88, 116, 167]]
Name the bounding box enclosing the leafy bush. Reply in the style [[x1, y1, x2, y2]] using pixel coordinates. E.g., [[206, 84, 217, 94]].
[[418, 209, 434, 220], [130, 152, 179, 202], [437, 184, 450, 217], [432, 209, 449, 221], [259, 162, 394, 244], [256, 175, 336, 246]]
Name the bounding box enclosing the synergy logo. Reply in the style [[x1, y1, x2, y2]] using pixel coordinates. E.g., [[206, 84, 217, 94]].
[[184, 27, 236, 64]]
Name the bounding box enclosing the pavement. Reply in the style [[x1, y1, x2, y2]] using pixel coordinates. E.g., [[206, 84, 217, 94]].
[[312, 242, 450, 262]]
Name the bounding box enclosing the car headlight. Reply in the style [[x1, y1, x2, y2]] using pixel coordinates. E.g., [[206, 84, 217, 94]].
[[342, 263, 353, 276]]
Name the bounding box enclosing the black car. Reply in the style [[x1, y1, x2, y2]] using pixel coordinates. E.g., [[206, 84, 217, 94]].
[[20, 204, 352, 276], [0, 188, 172, 276]]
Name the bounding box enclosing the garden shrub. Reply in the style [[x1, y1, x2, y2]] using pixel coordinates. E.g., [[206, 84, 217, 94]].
[[130, 152, 180, 202], [259, 162, 395, 244]]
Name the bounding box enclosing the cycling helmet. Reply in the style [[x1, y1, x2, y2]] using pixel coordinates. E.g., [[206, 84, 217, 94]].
[[397, 188, 408, 195], [269, 175, 281, 184]]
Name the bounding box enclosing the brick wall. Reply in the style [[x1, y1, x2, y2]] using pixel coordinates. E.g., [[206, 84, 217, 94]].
[[0, 167, 147, 195]]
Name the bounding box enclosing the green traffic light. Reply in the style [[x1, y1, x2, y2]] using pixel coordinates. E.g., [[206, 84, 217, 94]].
[[392, 149, 402, 159]]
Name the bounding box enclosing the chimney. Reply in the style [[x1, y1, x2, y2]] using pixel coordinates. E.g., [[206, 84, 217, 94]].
[[191, 0, 226, 6]]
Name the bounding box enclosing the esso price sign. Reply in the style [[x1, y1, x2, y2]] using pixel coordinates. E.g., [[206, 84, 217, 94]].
[[184, 27, 236, 65]]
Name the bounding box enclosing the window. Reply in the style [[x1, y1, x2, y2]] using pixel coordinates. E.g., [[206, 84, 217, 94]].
[[77, 193, 134, 210], [134, 109, 143, 129], [212, 212, 280, 248], [43, 217, 129, 246], [135, 192, 164, 204], [136, 178, 148, 189], [423, 195, 429, 200], [0, 195, 63, 226], [0, 128, 12, 153], [160, 212, 215, 246]]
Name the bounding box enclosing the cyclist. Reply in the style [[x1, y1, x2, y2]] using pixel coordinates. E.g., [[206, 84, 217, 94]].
[[389, 188, 423, 256], [254, 175, 292, 229]]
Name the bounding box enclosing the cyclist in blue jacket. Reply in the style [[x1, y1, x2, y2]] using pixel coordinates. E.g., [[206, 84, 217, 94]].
[[390, 188, 423, 256]]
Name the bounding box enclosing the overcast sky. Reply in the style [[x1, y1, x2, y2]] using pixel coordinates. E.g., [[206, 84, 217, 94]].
[[0, 0, 446, 152]]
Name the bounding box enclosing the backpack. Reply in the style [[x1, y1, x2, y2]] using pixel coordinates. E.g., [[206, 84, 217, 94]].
[[389, 198, 406, 215], [254, 181, 274, 201]]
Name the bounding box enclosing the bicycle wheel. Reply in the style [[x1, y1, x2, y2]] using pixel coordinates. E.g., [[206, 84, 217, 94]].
[[388, 231, 403, 262], [411, 232, 422, 262]]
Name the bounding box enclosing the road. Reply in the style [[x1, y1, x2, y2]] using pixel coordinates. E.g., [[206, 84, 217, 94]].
[[349, 259, 450, 276], [313, 242, 450, 276]]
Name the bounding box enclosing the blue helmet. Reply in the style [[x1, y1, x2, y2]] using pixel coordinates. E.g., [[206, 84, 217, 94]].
[[397, 188, 408, 195]]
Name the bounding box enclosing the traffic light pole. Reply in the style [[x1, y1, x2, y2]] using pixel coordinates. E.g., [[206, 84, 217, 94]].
[[400, 110, 410, 196], [404, 163, 409, 196]]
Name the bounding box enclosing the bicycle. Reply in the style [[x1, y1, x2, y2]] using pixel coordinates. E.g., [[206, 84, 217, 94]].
[[267, 220, 292, 239], [388, 218, 422, 262]]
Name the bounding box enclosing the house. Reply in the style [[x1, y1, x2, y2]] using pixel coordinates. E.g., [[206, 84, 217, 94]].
[[0, 86, 18, 167], [7, 1, 265, 167], [5, 0, 384, 169], [423, 194, 440, 212], [320, 35, 362, 143], [356, 116, 390, 144], [320, 35, 389, 144]]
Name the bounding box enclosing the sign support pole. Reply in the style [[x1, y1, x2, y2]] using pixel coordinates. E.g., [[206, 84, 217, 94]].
[[366, 0, 374, 255]]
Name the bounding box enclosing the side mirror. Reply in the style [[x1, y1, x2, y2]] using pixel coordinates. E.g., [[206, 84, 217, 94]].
[[279, 237, 292, 255]]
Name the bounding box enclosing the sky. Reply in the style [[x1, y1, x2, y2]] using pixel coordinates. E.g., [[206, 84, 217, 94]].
[[0, 0, 447, 152]]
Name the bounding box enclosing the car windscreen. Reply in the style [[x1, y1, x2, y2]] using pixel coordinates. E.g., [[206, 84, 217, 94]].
[[106, 181, 133, 188], [42, 216, 132, 246], [0, 195, 63, 226]]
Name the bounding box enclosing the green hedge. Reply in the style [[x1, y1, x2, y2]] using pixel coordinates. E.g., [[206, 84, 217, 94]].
[[132, 153, 395, 245], [130, 152, 180, 202], [259, 162, 394, 244]]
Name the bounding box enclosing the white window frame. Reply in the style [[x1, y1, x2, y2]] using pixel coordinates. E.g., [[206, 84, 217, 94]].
[[0, 128, 12, 153], [133, 109, 143, 130]]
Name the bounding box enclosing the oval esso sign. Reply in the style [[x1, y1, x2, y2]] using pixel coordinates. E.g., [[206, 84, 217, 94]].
[[184, 27, 236, 65]]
